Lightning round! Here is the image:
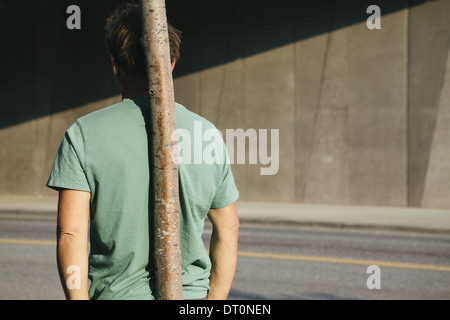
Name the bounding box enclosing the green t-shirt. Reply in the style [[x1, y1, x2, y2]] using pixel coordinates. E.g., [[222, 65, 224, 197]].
[[47, 98, 239, 300]]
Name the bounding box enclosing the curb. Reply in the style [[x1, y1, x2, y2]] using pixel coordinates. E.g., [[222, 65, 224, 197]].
[[1, 198, 450, 235], [236, 217, 450, 235]]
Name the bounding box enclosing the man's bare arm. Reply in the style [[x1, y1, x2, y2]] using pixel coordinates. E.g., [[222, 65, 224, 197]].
[[56, 189, 90, 300], [207, 203, 239, 300]]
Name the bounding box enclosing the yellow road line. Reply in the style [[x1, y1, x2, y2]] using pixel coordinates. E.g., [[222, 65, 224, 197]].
[[0, 238, 56, 246], [238, 251, 450, 272], [1, 238, 449, 272]]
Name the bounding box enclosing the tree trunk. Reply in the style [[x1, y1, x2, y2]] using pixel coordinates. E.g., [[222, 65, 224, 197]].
[[139, 0, 182, 300]]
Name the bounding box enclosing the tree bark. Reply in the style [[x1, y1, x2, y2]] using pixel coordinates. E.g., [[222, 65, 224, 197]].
[[139, 0, 182, 300]]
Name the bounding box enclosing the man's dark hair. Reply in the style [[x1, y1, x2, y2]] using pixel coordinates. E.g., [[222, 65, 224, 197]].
[[105, 3, 182, 77]]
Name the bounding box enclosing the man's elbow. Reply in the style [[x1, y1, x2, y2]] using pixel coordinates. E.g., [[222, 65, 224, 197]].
[[57, 228, 86, 246], [215, 217, 239, 242], [230, 218, 240, 234], [208, 203, 240, 238]]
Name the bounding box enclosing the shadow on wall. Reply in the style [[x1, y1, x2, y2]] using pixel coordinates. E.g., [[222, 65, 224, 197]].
[[0, 0, 426, 130]]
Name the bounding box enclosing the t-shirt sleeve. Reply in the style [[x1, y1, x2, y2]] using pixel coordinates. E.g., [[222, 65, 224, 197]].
[[46, 121, 91, 192], [210, 140, 239, 209]]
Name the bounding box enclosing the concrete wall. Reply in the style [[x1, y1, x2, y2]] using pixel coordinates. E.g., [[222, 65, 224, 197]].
[[1, 0, 449, 208], [172, 0, 450, 208], [0, 0, 120, 197]]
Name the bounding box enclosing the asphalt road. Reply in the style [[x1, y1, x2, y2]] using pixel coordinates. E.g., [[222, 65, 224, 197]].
[[0, 214, 449, 300], [219, 223, 450, 300]]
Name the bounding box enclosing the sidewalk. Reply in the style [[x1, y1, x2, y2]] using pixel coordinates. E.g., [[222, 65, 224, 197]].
[[1, 196, 450, 234], [236, 201, 450, 234]]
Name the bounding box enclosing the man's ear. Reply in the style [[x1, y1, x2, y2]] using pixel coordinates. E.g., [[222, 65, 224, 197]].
[[111, 56, 119, 77], [171, 61, 176, 72]]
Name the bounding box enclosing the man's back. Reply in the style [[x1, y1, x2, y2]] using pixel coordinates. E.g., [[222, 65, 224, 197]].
[[47, 98, 239, 299]]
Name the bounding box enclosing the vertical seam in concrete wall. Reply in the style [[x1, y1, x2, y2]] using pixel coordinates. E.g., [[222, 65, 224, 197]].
[[31, 1, 38, 194], [405, 0, 411, 207], [213, 0, 239, 128], [43, 6, 64, 185], [420, 27, 450, 207], [403, 3, 409, 207], [292, 0, 298, 200], [300, 0, 336, 201], [196, 70, 202, 115], [197, 5, 203, 116], [406, 1, 411, 206]]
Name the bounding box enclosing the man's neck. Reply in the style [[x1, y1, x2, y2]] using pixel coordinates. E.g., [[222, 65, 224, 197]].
[[120, 74, 148, 100]]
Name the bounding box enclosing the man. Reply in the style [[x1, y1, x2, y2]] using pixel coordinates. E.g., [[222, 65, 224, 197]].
[[47, 3, 239, 300]]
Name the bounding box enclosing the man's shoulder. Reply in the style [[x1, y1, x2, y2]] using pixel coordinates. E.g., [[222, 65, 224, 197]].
[[175, 102, 217, 131], [67, 99, 144, 138], [69, 99, 219, 134], [75, 100, 131, 125]]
